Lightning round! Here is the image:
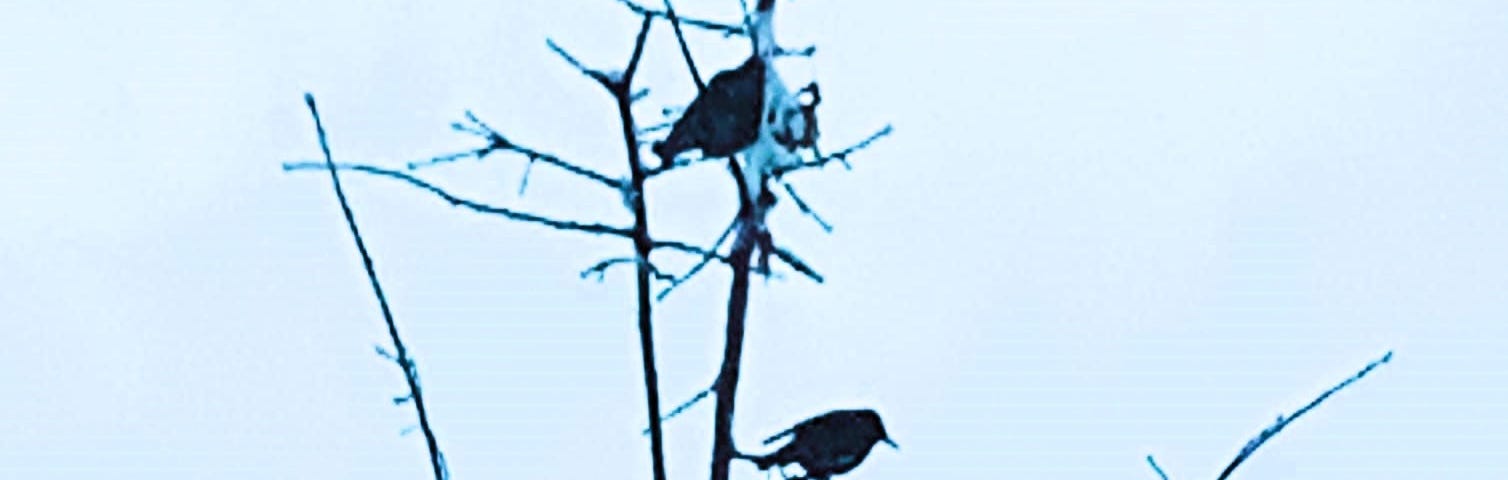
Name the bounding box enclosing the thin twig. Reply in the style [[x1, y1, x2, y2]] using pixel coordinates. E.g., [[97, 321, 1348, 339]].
[[770, 246, 822, 283], [284, 161, 631, 237], [1215, 350, 1394, 480], [621, 15, 655, 89], [660, 0, 707, 91], [775, 124, 894, 176], [1146, 455, 1171, 480], [616, 0, 746, 36], [643, 378, 719, 435], [408, 111, 624, 191], [546, 39, 612, 86], [638, 120, 675, 135], [780, 182, 833, 233], [302, 93, 448, 480], [280, 162, 822, 283], [580, 257, 675, 282], [657, 219, 738, 301]]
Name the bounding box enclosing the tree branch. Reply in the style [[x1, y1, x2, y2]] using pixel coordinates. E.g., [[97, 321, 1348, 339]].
[[545, 39, 613, 87], [1146, 455, 1170, 480], [302, 93, 449, 480], [643, 378, 718, 436], [580, 257, 674, 282], [563, 14, 674, 480], [774, 124, 894, 176], [616, 0, 746, 37], [408, 110, 624, 192], [660, 0, 707, 91], [1214, 350, 1394, 480], [780, 181, 833, 233], [283, 161, 631, 237], [657, 218, 737, 301]]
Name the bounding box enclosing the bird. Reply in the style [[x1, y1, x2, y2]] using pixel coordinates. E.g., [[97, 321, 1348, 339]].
[[651, 55, 768, 168], [741, 409, 898, 480], [651, 0, 819, 206]]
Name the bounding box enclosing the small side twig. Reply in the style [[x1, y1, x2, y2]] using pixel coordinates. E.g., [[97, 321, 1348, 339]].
[[660, 0, 706, 91], [283, 161, 804, 273], [1146, 455, 1170, 480], [302, 93, 448, 480], [580, 257, 675, 282], [774, 124, 894, 176], [780, 182, 833, 233], [616, 0, 746, 37], [409, 111, 624, 192], [284, 161, 631, 237], [546, 39, 613, 86], [657, 219, 738, 301], [642, 378, 719, 435]]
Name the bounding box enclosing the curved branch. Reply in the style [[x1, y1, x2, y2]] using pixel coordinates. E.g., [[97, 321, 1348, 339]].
[[1215, 351, 1394, 480]]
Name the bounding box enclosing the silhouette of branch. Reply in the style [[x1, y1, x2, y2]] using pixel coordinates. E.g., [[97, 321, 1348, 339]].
[[638, 120, 675, 135], [1213, 350, 1394, 480], [659, 0, 706, 91], [769, 245, 822, 283], [551, 14, 670, 480], [581, 257, 674, 282], [780, 182, 833, 233], [709, 138, 764, 480], [302, 93, 448, 480], [408, 111, 623, 193], [616, 0, 746, 37], [546, 39, 614, 87], [1141, 351, 1394, 480], [643, 378, 718, 435], [657, 218, 737, 301], [282, 161, 631, 237], [1146, 455, 1170, 480], [774, 124, 894, 176], [282, 161, 822, 284]]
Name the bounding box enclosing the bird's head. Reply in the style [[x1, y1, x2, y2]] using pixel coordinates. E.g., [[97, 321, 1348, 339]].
[[852, 409, 898, 450]]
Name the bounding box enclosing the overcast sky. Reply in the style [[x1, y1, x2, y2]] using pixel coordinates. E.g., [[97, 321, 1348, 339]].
[[2, 0, 1506, 478]]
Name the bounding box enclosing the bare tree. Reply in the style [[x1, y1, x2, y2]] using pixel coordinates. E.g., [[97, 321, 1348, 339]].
[[285, 2, 887, 480], [288, 3, 1389, 480]]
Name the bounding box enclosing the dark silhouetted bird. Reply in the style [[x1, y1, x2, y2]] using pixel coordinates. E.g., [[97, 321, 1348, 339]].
[[651, 56, 768, 168], [741, 409, 898, 480], [651, 0, 817, 191]]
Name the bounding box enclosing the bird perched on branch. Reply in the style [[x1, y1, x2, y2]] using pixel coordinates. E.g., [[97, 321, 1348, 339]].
[[740, 409, 898, 480], [651, 56, 768, 167], [651, 0, 819, 205]]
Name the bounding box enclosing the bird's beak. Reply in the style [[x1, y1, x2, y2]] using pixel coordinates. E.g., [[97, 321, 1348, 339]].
[[883, 438, 899, 450]]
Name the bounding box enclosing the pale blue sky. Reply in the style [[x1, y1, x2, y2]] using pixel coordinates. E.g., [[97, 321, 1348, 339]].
[[2, 0, 1506, 478]]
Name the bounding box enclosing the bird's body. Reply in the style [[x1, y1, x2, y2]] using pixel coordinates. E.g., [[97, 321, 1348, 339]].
[[745, 409, 897, 480], [651, 0, 820, 208], [652, 56, 768, 167]]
